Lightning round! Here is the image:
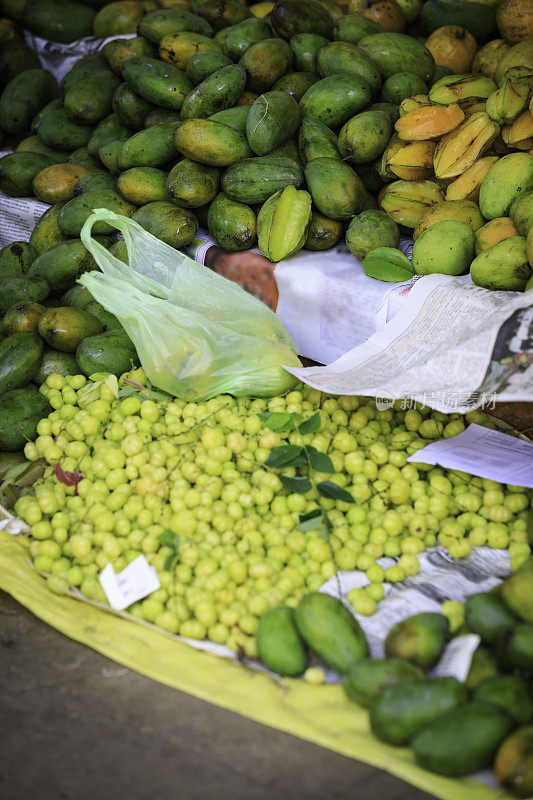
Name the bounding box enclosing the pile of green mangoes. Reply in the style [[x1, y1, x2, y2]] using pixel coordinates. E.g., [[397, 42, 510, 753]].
[[257, 565, 533, 794], [0, 0, 531, 289]]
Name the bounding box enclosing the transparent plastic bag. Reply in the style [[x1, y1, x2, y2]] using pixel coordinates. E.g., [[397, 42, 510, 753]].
[[79, 210, 301, 401]]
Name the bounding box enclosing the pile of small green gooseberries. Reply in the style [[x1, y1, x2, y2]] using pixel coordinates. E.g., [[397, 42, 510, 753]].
[[15, 368, 532, 658]]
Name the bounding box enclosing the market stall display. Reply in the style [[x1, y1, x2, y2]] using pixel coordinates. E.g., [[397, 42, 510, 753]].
[[0, 0, 532, 797]]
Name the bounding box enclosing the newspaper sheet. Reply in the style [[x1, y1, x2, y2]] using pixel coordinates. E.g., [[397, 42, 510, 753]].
[[24, 32, 136, 81], [284, 273, 533, 412], [0, 149, 50, 247]]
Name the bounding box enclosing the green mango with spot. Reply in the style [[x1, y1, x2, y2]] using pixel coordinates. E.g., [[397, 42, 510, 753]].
[[117, 122, 178, 170], [358, 32, 435, 81], [33, 349, 79, 385], [64, 71, 121, 125], [27, 239, 107, 292], [29, 205, 65, 254], [0, 152, 55, 197], [122, 57, 193, 110], [509, 191, 533, 238], [300, 74, 372, 129], [167, 160, 220, 208], [60, 52, 109, 93], [273, 71, 319, 102], [132, 201, 198, 248], [117, 167, 169, 205], [246, 90, 301, 156], [87, 113, 133, 157], [2, 301, 46, 336], [290, 33, 328, 72], [256, 606, 307, 676], [223, 18, 273, 62], [384, 612, 449, 670], [270, 0, 333, 40], [0, 332, 44, 396], [112, 83, 154, 131], [0, 242, 37, 277], [0, 69, 59, 136], [180, 65, 247, 120], [0, 276, 49, 316], [346, 209, 399, 259], [175, 118, 251, 166], [298, 117, 340, 164], [37, 109, 93, 152], [470, 236, 531, 291], [98, 139, 129, 174], [74, 172, 116, 196], [316, 41, 381, 91], [76, 328, 138, 377], [102, 36, 155, 76], [209, 105, 250, 133], [186, 51, 233, 85], [61, 285, 94, 309], [207, 191, 257, 250], [221, 155, 304, 203], [333, 14, 383, 44], [196, 0, 251, 32], [304, 209, 343, 250], [38, 307, 103, 353], [239, 38, 293, 93], [305, 157, 365, 220], [338, 109, 391, 164], [342, 657, 425, 708], [138, 7, 213, 42], [57, 191, 137, 237], [0, 385, 50, 451]]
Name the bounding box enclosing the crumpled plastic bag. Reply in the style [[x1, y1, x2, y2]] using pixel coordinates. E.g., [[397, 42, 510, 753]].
[[79, 209, 301, 401]]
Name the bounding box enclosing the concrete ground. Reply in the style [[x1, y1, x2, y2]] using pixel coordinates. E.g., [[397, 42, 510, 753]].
[[0, 590, 433, 800]]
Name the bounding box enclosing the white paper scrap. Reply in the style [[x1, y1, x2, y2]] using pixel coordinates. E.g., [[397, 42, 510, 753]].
[[407, 423, 533, 488], [99, 555, 160, 611], [430, 634, 481, 683]]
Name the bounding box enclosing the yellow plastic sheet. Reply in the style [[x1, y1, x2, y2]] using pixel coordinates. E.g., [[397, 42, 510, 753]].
[[0, 533, 513, 800]]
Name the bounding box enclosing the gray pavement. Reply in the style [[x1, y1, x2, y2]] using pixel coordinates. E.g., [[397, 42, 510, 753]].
[[0, 590, 433, 800]]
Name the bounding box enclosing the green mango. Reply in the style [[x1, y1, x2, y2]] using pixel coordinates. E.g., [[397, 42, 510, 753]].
[[298, 117, 340, 164], [474, 675, 533, 726], [84, 301, 121, 332], [290, 33, 328, 72], [221, 155, 304, 203], [333, 14, 383, 44], [300, 74, 372, 129], [60, 52, 109, 94], [108, 239, 129, 264], [413, 220, 475, 276], [207, 191, 257, 250], [317, 41, 381, 91], [21, 0, 96, 43], [0, 1, 27, 23], [304, 209, 343, 250], [0, 332, 43, 396], [223, 18, 273, 62], [256, 606, 308, 676], [122, 57, 193, 111], [272, 71, 319, 102], [144, 108, 182, 127], [57, 191, 137, 237], [87, 113, 132, 157], [246, 90, 301, 156], [0, 69, 59, 136], [239, 38, 293, 94], [29, 205, 65, 254], [501, 571, 533, 623], [305, 157, 365, 220], [2, 301, 45, 336], [102, 36, 155, 76], [384, 612, 449, 669], [470, 236, 531, 291], [37, 109, 93, 152], [27, 239, 103, 292], [64, 71, 121, 125], [74, 172, 116, 196], [117, 167, 169, 205], [138, 8, 213, 43], [67, 147, 101, 169], [98, 139, 129, 174], [380, 71, 427, 104], [0, 276, 49, 316], [270, 0, 333, 40], [132, 201, 198, 248], [38, 307, 103, 353], [117, 122, 178, 170], [464, 645, 500, 690], [0, 152, 54, 197], [0, 242, 37, 277], [195, 0, 251, 32], [412, 702, 512, 776], [186, 50, 233, 85], [500, 624, 533, 672], [16, 135, 69, 163], [158, 31, 223, 71], [494, 727, 533, 798], [346, 210, 399, 259], [510, 191, 533, 237], [33, 349, 79, 385], [175, 118, 251, 166], [76, 328, 138, 377], [0, 42, 41, 89], [0, 385, 50, 451], [93, 1, 144, 37], [180, 65, 247, 120], [464, 592, 516, 644], [338, 109, 391, 164], [61, 285, 94, 309], [31, 97, 63, 134], [209, 105, 250, 133], [166, 159, 220, 208], [295, 592, 369, 673], [112, 83, 154, 131], [358, 32, 436, 81], [342, 657, 425, 708], [369, 100, 399, 124], [419, 0, 496, 43], [370, 677, 468, 746]]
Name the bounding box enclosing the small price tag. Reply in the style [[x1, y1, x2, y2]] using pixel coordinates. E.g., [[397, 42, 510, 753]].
[[99, 555, 160, 611]]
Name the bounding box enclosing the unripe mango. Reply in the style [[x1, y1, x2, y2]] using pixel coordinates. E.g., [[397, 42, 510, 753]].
[[479, 152, 533, 219], [470, 235, 531, 291], [510, 191, 533, 237], [412, 220, 475, 275], [414, 199, 485, 239]]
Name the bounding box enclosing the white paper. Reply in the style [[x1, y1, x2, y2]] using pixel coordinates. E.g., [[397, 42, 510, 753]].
[[0, 149, 50, 248], [0, 503, 30, 535], [99, 555, 160, 611], [285, 273, 533, 412], [24, 32, 136, 81], [409, 423, 533, 488], [430, 634, 481, 682]]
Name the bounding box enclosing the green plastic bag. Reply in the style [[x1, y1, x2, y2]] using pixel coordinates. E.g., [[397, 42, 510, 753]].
[[79, 210, 301, 401]]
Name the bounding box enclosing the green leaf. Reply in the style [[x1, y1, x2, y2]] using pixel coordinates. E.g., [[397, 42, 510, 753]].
[[297, 515, 325, 532], [303, 446, 334, 473], [363, 247, 415, 283], [279, 475, 312, 494], [258, 412, 303, 431], [118, 386, 137, 398], [298, 412, 321, 435], [146, 389, 172, 402], [317, 481, 355, 503], [299, 509, 321, 523], [158, 530, 178, 549], [265, 444, 303, 468], [164, 554, 176, 572]]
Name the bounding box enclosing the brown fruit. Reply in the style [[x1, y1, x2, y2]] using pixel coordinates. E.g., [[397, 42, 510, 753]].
[[496, 0, 533, 44], [425, 26, 478, 74], [349, 0, 405, 32]]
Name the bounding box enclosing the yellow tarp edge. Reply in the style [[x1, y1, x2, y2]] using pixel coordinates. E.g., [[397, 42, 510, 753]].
[[0, 535, 511, 800]]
